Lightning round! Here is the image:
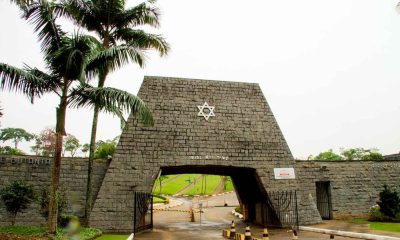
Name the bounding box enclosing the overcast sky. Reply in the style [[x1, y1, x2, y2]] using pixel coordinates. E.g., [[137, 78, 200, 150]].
[[1, 0, 400, 159]]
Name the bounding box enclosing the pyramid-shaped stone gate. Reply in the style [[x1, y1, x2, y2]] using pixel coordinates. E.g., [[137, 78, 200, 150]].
[[90, 76, 320, 232]]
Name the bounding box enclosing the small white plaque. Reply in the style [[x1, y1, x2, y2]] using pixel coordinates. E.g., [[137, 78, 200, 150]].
[[274, 168, 296, 179]]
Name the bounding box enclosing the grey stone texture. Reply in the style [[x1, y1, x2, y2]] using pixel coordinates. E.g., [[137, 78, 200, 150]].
[[1, 77, 399, 233], [296, 160, 400, 219], [89, 76, 308, 232], [0, 155, 109, 226]]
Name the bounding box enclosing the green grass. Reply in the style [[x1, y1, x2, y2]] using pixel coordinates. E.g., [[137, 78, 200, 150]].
[[158, 174, 200, 195], [96, 234, 129, 240], [153, 195, 168, 204], [0, 226, 47, 237], [223, 177, 234, 192], [0, 226, 102, 239], [152, 175, 176, 193], [185, 175, 222, 195], [351, 218, 400, 233]]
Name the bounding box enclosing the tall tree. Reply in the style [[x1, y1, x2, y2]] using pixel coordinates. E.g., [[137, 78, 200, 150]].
[[63, 0, 169, 224], [2, 0, 154, 234], [0, 127, 34, 149], [63, 133, 80, 157]]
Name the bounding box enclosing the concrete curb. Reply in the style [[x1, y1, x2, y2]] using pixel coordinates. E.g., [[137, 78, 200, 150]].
[[231, 209, 243, 219]]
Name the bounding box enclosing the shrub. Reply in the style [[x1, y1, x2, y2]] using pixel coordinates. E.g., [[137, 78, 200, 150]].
[[59, 214, 79, 228], [377, 185, 400, 218], [39, 187, 69, 226], [368, 204, 384, 221], [0, 181, 35, 225]]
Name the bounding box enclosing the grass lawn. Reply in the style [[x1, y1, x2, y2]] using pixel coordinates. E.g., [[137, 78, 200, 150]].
[[152, 174, 175, 193], [0, 225, 102, 240], [158, 174, 200, 195], [351, 218, 400, 233], [185, 175, 222, 195], [223, 177, 234, 192], [153, 195, 168, 204], [96, 234, 129, 240]]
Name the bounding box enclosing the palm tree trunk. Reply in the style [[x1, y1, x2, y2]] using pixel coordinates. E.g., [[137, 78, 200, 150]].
[[48, 89, 68, 234], [84, 71, 107, 226]]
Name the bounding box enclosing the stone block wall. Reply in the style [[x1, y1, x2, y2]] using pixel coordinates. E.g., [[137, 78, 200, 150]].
[[0, 155, 110, 226], [296, 160, 400, 219]]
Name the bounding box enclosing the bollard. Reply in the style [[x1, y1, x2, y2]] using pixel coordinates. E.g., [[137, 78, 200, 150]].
[[230, 220, 236, 239], [189, 208, 195, 222], [330, 234, 334, 239], [222, 229, 231, 238], [245, 225, 251, 240], [262, 228, 269, 240], [292, 229, 299, 240]]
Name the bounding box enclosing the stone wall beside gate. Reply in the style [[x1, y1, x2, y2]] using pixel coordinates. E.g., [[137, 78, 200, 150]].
[[0, 155, 399, 230]]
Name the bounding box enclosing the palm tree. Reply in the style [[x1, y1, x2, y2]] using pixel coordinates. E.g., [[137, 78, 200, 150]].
[[2, 0, 153, 234], [62, 0, 169, 224]]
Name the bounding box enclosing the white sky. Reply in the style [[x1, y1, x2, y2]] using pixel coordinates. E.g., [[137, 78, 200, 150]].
[[1, 0, 400, 159]]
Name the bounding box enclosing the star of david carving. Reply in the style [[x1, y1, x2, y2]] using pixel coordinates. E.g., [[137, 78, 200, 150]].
[[197, 102, 215, 121]]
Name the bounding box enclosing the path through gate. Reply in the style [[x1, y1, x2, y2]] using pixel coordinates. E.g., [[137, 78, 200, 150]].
[[133, 192, 153, 233]]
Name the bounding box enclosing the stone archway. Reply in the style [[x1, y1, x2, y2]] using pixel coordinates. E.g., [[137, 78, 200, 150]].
[[90, 76, 320, 232]]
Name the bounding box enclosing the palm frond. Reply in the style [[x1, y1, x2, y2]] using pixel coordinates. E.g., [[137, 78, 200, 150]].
[[117, 1, 160, 28], [114, 29, 169, 56], [61, 0, 103, 33], [51, 33, 101, 81], [0, 63, 58, 102], [23, 0, 65, 57], [68, 85, 154, 126], [85, 44, 147, 80]]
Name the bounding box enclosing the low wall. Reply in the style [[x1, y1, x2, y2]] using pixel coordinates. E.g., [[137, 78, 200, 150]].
[[296, 160, 400, 219], [0, 155, 110, 226]]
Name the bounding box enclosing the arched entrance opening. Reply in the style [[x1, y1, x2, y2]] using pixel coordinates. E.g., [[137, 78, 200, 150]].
[[158, 165, 265, 222]]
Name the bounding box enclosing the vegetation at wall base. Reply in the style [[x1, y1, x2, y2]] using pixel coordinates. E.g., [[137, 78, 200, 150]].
[[0, 181, 35, 226], [351, 218, 400, 233], [0, 226, 102, 240], [96, 234, 129, 240]]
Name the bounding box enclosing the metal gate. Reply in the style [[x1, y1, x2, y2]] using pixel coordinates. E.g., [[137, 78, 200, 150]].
[[316, 181, 332, 219], [263, 190, 299, 229], [133, 191, 153, 233]]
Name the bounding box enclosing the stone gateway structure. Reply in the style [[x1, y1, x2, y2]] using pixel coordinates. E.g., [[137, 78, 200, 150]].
[[0, 76, 400, 233]]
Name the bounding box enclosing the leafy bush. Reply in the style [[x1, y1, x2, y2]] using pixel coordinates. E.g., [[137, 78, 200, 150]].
[[368, 204, 384, 221], [0, 146, 25, 155], [377, 185, 400, 218], [39, 187, 69, 226], [0, 181, 35, 225], [59, 214, 79, 228]]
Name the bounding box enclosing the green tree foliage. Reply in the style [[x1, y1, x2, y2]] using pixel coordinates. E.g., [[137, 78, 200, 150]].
[[311, 148, 384, 161], [377, 185, 400, 218], [61, 0, 168, 224], [3, 1, 154, 233], [63, 134, 80, 157], [0, 146, 25, 155], [81, 143, 90, 157], [39, 187, 68, 227], [0, 181, 35, 225], [94, 139, 116, 159], [309, 149, 343, 161], [0, 128, 34, 149]]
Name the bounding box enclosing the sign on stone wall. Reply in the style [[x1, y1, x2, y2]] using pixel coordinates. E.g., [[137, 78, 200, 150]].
[[274, 168, 296, 179], [0, 155, 51, 165]]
